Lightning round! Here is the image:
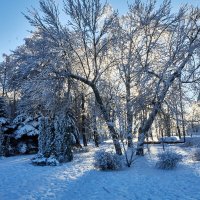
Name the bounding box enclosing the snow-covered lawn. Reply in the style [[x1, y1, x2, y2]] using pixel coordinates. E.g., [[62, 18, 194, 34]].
[[0, 142, 200, 200]]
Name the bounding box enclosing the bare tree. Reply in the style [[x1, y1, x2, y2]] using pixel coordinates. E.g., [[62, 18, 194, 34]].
[[24, 0, 123, 154], [131, 1, 200, 155]]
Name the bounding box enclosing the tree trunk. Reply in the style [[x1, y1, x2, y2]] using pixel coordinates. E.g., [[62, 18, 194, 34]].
[[175, 102, 181, 139], [179, 80, 186, 142], [126, 79, 134, 147], [92, 85, 122, 155], [81, 93, 87, 146], [135, 48, 195, 155], [74, 132, 82, 148], [177, 125, 181, 139], [68, 73, 122, 155], [164, 113, 171, 137], [93, 106, 99, 147], [136, 100, 162, 155]]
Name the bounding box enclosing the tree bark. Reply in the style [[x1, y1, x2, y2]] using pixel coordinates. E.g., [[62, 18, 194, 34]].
[[93, 102, 100, 147], [136, 102, 162, 155], [126, 79, 134, 148], [81, 93, 87, 146], [175, 102, 181, 139], [179, 80, 186, 142], [92, 85, 122, 155], [136, 85, 172, 155]]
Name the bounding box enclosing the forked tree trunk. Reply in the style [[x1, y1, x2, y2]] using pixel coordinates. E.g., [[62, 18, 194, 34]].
[[68, 73, 123, 155]]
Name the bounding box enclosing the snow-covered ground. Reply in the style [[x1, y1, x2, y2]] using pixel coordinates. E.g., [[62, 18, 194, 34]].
[[0, 142, 200, 200]]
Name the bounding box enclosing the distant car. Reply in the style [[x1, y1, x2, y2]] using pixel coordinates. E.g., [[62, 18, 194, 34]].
[[159, 136, 178, 142]]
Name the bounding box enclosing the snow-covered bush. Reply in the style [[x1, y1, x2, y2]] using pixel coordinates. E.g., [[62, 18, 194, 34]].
[[13, 114, 39, 139], [0, 117, 12, 156], [156, 151, 182, 170], [31, 154, 59, 166], [0, 132, 4, 156], [0, 133, 11, 157], [46, 155, 60, 166], [14, 125, 38, 139], [73, 146, 90, 154], [33, 114, 76, 166], [17, 142, 27, 154], [0, 117, 9, 126], [181, 137, 200, 148], [12, 114, 39, 155], [192, 148, 200, 161], [13, 114, 28, 124], [159, 136, 178, 142], [181, 140, 194, 147], [94, 150, 123, 170], [31, 154, 47, 166]]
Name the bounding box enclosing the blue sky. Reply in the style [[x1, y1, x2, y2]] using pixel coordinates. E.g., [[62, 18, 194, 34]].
[[0, 0, 200, 62]]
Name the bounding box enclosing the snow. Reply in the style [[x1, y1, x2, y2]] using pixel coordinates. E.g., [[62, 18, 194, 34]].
[[13, 114, 27, 124], [0, 117, 8, 125], [14, 125, 38, 139], [158, 136, 179, 142], [0, 142, 200, 200], [17, 142, 27, 154]]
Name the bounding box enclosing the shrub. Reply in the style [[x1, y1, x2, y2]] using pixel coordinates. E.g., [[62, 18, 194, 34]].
[[31, 154, 59, 166], [46, 155, 60, 166], [17, 142, 27, 154], [31, 154, 47, 166], [159, 136, 178, 142], [181, 138, 200, 148], [156, 151, 182, 170], [94, 150, 123, 170], [192, 148, 200, 161], [73, 146, 90, 154], [181, 140, 194, 147]]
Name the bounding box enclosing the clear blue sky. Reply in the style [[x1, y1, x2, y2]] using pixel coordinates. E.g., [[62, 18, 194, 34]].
[[0, 0, 200, 62]]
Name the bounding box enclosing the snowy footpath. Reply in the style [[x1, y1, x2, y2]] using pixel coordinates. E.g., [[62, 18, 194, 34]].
[[0, 142, 200, 200]]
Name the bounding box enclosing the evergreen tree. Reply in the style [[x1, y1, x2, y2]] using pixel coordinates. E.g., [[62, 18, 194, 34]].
[[0, 96, 7, 118], [38, 117, 46, 155], [44, 117, 55, 157], [0, 130, 4, 156], [54, 114, 73, 162], [36, 114, 74, 164]]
